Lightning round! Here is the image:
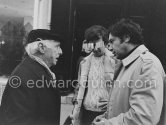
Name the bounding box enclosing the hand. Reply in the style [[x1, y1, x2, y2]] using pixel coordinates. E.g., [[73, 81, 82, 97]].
[[92, 118, 106, 125], [93, 114, 105, 123], [98, 100, 108, 111]]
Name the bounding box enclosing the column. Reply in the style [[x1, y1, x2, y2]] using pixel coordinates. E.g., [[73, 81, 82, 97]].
[[33, 0, 52, 29]]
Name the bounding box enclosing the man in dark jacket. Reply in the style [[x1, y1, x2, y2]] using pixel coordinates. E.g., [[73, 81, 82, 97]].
[[0, 29, 63, 125]]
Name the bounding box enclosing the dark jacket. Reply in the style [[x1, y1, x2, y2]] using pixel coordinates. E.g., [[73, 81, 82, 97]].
[[0, 56, 61, 125]]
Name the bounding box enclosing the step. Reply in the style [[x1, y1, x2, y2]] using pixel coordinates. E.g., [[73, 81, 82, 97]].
[[61, 93, 74, 104]]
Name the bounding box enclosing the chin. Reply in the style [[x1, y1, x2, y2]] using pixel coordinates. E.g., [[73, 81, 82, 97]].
[[53, 61, 57, 65]]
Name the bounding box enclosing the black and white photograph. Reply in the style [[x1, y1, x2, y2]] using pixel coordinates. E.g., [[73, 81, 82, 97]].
[[0, 0, 166, 125]]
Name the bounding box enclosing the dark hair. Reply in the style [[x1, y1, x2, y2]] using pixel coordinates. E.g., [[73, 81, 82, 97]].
[[84, 25, 108, 44], [108, 18, 144, 45]]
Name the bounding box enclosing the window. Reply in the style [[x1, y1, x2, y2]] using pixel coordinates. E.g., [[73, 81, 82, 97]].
[[0, 0, 34, 102]]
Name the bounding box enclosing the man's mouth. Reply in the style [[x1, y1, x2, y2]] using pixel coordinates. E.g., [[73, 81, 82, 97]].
[[55, 57, 59, 62], [112, 51, 117, 57]]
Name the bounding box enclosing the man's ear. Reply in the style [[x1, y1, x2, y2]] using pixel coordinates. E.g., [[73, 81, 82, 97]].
[[38, 42, 46, 54], [123, 35, 130, 43]]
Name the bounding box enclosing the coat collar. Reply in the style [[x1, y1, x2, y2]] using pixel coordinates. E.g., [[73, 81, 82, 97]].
[[122, 45, 148, 67]]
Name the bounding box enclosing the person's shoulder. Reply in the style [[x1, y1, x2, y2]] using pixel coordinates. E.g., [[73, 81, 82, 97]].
[[140, 51, 160, 63], [10, 58, 27, 76], [11, 57, 47, 79], [139, 51, 164, 71], [80, 52, 93, 63]]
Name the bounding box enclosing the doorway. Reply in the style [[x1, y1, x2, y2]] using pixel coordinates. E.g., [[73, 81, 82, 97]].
[[71, 2, 123, 80]]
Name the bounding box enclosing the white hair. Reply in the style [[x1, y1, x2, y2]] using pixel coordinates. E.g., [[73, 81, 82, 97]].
[[25, 40, 58, 56], [25, 41, 41, 55]]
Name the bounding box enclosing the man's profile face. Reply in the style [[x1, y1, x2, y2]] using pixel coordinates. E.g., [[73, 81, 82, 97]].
[[44, 40, 62, 66], [109, 33, 127, 59]]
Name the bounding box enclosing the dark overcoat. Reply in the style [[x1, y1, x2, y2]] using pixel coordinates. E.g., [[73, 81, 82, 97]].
[[0, 56, 61, 125]]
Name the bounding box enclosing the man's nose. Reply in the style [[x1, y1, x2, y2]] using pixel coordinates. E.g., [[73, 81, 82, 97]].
[[107, 43, 113, 51], [59, 48, 63, 55]]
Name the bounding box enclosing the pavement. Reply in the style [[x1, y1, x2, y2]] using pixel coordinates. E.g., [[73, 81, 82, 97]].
[[60, 103, 73, 125], [60, 94, 74, 125]]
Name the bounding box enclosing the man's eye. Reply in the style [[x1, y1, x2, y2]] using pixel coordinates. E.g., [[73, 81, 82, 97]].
[[109, 39, 113, 43]]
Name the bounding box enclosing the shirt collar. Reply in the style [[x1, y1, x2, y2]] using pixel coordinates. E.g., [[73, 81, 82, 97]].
[[122, 44, 148, 67]]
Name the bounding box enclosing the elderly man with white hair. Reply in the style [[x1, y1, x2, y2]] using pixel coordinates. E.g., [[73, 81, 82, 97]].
[[0, 29, 63, 125]]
